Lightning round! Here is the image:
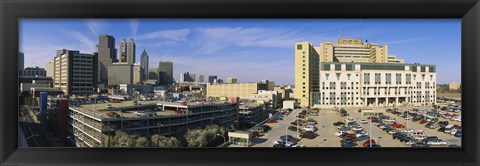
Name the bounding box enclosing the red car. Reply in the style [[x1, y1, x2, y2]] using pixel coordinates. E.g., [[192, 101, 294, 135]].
[[266, 120, 278, 123], [363, 139, 377, 147], [251, 131, 260, 137], [419, 119, 428, 124], [390, 123, 405, 128], [342, 133, 357, 140], [453, 125, 462, 130]]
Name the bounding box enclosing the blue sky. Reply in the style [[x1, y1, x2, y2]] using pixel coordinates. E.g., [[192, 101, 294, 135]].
[[20, 19, 461, 85]]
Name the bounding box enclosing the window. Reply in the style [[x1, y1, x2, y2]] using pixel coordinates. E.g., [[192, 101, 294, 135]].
[[364, 73, 370, 84], [396, 73, 402, 84], [375, 73, 381, 84], [297, 44, 302, 50]]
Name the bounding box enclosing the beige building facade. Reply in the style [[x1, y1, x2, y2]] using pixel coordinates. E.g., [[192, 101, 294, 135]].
[[207, 82, 268, 99], [313, 62, 436, 108], [295, 38, 432, 108]]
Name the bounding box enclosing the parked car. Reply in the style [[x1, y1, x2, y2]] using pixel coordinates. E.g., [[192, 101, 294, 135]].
[[338, 126, 351, 131], [411, 142, 430, 148], [352, 126, 363, 131], [106, 104, 113, 109], [250, 126, 266, 133], [359, 119, 368, 124], [419, 119, 428, 124], [345, 118, 356, 123], [106, 112, 119, 118], [288, 126, 298, 131], [341, 140, 358, 148], [335, 131, 348, 137], [426, 139, 448, 146], [303, 125, 317, 132], [356, 135, 369, 141], [362, 140, 377, 147], [385, 119, 396, 123], [454, 131, 462, 137], [300, 131, 318, 139], [333, 121, 345, 126], [306, 119, 317, 125]]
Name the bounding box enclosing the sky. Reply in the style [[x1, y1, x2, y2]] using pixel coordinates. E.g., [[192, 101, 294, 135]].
[[20, 19, 461, 85]]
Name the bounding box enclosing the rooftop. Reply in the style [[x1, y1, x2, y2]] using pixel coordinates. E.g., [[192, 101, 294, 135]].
[[71, 100, 236, 119]]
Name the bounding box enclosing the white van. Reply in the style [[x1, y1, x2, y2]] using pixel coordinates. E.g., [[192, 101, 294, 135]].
[[444, 125, 455, 133]]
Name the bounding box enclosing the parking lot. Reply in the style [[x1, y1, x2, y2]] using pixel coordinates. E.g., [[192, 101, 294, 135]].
[[251, 105, 461, 148]]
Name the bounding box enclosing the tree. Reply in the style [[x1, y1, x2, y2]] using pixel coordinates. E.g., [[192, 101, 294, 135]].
[[185, 129, 207, 147]]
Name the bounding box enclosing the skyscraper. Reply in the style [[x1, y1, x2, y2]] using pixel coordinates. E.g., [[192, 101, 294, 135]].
[[119, 38, 127, 63], [208, 76, 217, 83], [53, 49, 98, 95], [140, 49, 149, 81], [97, 34, 117, 83], [198, 75, 205, 83], [127, 38, 136, 64], [45, 61, 54, 78], [158, 61, 173, 85], [19, 52, 24, 70], [180, 71, 196, 82]]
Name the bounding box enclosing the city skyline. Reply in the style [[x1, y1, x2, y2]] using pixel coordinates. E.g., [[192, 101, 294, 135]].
[[20, 19, 461, 85]]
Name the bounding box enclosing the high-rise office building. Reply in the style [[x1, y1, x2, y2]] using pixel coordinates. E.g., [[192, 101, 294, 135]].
[[208, 75, 217, 83], [148, 68, 158, 80], [295, 38, 433, 108], [19, 67, 47, 77], [45, 61, 54, 78], [294, 41, 319, 107], [158, 61, 173, 85], [180, 71, 196, 82], [108, 63, 134, 86], [127, 38, 136, 64], [133, 64, 142, 84], [19, 52, 24, 70], [140, 49, 149, 81], [97, 34, 117, 83], [53, 49, 98, 95], [198, 75, 205, 83], [119, 38, 127, 63], [227, 77, 238, 84]]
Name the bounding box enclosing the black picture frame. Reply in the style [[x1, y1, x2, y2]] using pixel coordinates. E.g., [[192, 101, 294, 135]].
[[1, 0, 479, 166]]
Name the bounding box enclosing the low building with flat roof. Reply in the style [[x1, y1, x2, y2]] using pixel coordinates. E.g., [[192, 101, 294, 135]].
[[68, 99, 239, 147]]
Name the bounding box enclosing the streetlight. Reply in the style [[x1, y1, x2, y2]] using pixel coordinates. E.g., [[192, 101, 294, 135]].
[[216, 133, 226, 144], [378, 136, 382, 145]]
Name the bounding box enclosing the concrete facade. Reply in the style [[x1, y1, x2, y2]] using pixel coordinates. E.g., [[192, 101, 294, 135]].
[[97, 34, 117, 83], [158, 61, 173, 85], [19, 67, 47, 77], [46, 61, 54, 78], [227, 77, 238, 84], [53, 49, 98, 95], [207, 82, 268, 99], [295, 38, 426, 108], [107, 63, 133, 85], [448, 82, 461, 91], [133, 63, 142, 84], [314, 62, 436, 108]]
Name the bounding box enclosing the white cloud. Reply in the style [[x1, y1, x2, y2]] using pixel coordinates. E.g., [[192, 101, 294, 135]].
[[147, 52, 295, 85], [85, 19, 108, 37], [63, 30, 96, 52], [136, 29, 191, 41], [146, 41, 178, 47], [130, 19, 139, 37]]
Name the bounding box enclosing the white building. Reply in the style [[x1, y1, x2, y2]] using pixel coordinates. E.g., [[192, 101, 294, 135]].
[[313, 62, 436, 108]]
